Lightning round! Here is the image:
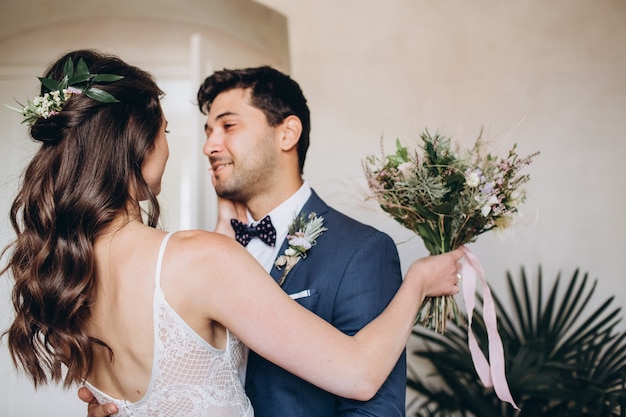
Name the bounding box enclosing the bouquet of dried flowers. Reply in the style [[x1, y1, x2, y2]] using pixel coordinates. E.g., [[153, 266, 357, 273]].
[[363, 129, 538, 333]]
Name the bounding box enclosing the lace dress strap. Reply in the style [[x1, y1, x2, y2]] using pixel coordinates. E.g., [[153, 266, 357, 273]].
[[154, 232, 174, 289]]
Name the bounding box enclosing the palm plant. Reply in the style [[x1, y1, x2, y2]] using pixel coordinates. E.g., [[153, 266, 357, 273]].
[[407, 266, 626, 417]]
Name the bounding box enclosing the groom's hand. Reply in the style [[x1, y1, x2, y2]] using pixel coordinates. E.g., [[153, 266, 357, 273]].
[[78, 386, 118, 417]]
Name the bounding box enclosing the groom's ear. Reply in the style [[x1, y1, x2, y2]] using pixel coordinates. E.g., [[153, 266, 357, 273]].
[[279, 115, 302, 152]]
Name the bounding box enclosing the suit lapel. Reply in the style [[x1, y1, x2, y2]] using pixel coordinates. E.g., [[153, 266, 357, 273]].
[[268, 190, 329, 288], [269, 239, 289, 283]]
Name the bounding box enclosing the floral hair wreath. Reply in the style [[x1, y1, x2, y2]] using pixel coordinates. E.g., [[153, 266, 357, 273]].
[[7, 57, 124, 126]]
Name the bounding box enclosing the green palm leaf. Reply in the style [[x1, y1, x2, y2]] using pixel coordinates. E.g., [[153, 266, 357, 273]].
[[407, 265, 626, 417]]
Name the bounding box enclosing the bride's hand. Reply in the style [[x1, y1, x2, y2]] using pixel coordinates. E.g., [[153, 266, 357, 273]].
[[211, 173, 247, 237], [404, 248, 464, 298]]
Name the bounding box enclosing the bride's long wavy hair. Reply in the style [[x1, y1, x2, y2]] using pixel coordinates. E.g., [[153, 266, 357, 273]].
[[2, 49, 164, 387]]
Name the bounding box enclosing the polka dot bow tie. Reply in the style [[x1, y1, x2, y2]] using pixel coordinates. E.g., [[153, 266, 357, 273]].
[[230, 216, 277, 247]]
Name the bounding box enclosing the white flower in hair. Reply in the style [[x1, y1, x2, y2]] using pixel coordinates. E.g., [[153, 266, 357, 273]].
[[6, 57, 124, 126]]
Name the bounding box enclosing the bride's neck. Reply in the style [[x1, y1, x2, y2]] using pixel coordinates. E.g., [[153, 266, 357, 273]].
[[98, 209, 145, 241]]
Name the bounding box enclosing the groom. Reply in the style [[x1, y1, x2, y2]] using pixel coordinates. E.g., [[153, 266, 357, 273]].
[[83, 66, 406, 416], [200, 66, 406, 417]]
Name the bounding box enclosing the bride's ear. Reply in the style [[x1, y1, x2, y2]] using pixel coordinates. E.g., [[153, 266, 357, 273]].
[[279, 115, 302, 152]]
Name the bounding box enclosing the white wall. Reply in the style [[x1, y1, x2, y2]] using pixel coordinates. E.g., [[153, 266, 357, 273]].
[[258, 0, 626, 314], [1, 0, 625, 415]]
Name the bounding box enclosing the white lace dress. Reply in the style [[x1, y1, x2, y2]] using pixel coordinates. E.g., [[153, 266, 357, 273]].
[[84, 232, 254, 417]]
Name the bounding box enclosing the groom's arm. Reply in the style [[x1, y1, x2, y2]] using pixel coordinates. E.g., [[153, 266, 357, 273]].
[[333, 229, 405, 417]]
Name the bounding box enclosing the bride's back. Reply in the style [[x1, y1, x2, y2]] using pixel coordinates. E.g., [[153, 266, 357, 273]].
[[87, 226, 164, 401], [85, 229, 252, 417]]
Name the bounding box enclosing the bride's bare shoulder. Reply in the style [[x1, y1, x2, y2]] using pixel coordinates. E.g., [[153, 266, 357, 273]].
[[165, 230, 245, 265], [169, 229, 238, 245], [158, 230, 248, 319]]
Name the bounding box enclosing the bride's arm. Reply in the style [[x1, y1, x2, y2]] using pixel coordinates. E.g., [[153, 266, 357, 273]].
[[186, 232, 462, 400]]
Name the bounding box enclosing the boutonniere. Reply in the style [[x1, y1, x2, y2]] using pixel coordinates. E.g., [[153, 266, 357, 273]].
[[275, 212, 327, 286]]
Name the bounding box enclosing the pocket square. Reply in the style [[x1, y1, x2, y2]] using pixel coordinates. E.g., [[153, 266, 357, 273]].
[[289, 289, 316, 300]]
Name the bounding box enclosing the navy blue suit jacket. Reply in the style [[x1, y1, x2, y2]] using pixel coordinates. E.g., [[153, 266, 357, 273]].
[[245, 190, 405, 417]]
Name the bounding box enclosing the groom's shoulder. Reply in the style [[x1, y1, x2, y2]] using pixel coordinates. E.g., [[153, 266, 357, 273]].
[[324, 204, 372, 229], [317, 201, 390, 241], [319, 206, 400, 266]]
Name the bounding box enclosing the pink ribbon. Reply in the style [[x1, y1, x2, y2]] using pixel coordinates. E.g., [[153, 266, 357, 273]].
[[460, 246, 519, 410]]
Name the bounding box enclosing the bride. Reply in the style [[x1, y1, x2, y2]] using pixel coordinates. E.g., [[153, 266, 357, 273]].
[[3, 49, 462, 417]]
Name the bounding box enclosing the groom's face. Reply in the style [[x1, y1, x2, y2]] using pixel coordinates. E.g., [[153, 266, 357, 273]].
[[203, 88, 281, 203]]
